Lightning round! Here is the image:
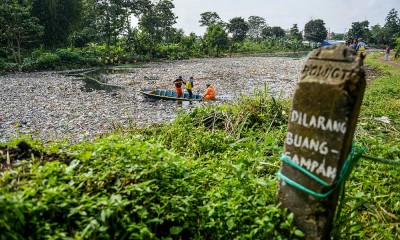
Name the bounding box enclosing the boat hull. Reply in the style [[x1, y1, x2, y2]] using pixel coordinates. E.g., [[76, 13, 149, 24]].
[[140, 89, 203, 101]]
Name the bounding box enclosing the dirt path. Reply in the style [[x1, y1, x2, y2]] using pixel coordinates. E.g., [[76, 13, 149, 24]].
[[376, 55, 400, 68]]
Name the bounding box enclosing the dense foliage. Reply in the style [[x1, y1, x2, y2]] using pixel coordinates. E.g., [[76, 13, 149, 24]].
[[304, 19, 328, 44], [331, 53, 400, 239], [227, 17, 249, 43], [0, 89, 306, 239], [31, 0, 82, 48], [0, 1, 399, 72], [348, 20, 371, 41], [0, 1, 43, 64]]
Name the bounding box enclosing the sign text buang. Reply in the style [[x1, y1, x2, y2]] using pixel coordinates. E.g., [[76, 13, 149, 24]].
[[278, 45, 366, 239]]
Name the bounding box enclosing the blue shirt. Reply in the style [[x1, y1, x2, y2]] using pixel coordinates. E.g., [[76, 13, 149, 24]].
[[355, 42, 367, 51]]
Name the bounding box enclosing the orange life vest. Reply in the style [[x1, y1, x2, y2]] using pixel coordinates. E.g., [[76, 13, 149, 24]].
[[203, 86, 216, 100]]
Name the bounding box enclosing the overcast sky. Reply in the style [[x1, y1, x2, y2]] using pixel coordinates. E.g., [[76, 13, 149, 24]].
[[171, 0, 399, 35]]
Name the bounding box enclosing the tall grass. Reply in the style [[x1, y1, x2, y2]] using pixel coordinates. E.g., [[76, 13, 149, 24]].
[[332, 53, 400, 239], [0, 88, 303, 239]]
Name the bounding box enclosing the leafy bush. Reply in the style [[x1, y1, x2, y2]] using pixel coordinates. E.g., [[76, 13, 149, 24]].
[[0, 91, 303, 239], [84, 56, 100, 66], [55, 48, 100, 68], [0, 133, 301, 239], [135, 54, 151, 62], [0, 58, 5, 71], [157, 44, 190, 60], [237, 40, 264, 53], [56, 48, 83, 64], [236, 39, 310, 54], [20, 57, 37, 71], [1, 62, 19, 72], [35, 53, 61, 70]]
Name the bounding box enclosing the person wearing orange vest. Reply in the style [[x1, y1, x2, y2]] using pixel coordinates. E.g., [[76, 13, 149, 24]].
[[203, 84, 216, 100], [173, 76, 184, 97]]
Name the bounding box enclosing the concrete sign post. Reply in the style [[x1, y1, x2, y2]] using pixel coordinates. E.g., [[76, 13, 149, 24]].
[[278, 45, 366, 239]]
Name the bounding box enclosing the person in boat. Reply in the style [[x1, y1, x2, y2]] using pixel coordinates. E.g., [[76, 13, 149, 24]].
[[173, 76, 184, 97], [185, 76, 194, 98], [203, 84, 216, 100]]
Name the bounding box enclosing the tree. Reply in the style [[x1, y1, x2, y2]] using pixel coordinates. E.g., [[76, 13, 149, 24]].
[[164, 28, 184, 43], [199, 11, 221, 28], [31, 0, 82, 48], [247, 16, 266, 42], [304, 19, 327, 44], [152, 0, 177, 41], [348, 20, 370, 41], [261, 26, 272, 38], [204, 24, 229, 56], [139, 0, 176, 41], [261, 26, 285, 38], [330, 32, 344, 40], [227, 17, 249, 42], [0, 1, 43, 64], [369, 24, 386, 45], [72, 0, 150, 51], [139, 0, 176, 57], [384, 8, 400, 40], [271, 26, 286, 38], [124, 0, 152, 15], [127, 27, 146, 55], [69, 0, 98, 47], [289, 24, 303, 41], [180, 32, 197, 51], [98, 2, 125, 48]]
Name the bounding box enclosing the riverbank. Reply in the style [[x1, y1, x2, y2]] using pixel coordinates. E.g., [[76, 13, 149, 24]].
[[0, 53, 398, 239]]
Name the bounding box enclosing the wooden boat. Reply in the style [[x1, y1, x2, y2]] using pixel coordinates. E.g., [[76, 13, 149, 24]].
[[140, 89, 204, 101]]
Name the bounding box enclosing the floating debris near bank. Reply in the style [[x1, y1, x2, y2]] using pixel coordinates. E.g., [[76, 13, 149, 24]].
[[0, 57, 306, 143]]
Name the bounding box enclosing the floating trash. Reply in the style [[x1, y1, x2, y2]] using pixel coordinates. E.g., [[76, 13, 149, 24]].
[[0, 57, 306, 143], [376, 116, 391, 124]]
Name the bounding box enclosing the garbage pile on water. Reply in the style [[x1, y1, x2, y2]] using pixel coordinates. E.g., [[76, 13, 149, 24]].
[[105, 57, 305, 98], [0, 56, 306, 143]]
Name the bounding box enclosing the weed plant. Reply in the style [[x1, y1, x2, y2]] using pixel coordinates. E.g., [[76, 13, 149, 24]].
[[0, 88, 303, 239], [332, 53, 400, 239]]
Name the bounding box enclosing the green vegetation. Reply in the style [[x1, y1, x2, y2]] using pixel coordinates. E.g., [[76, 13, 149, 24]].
[[1, 55, 399, 239], [2, 0, 398, 73], [304, 19, 328, 44], [0, 89, 304, 239], [332, 53, 400, 239]]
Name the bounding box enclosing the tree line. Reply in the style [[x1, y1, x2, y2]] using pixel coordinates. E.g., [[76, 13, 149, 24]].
[[0, 0, 399, 72]]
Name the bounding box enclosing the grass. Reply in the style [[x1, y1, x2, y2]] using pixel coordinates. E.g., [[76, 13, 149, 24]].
[[0, 53, 399, 239], [332, 53, 400, 239], [0, 89, 301, 239]]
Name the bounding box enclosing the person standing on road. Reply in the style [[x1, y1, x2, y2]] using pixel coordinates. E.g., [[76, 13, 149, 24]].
[[355, 38, 367, 55], [385, 45, 390, 61], [348, 39, 356, 49], [185, 76, 194, 99]]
